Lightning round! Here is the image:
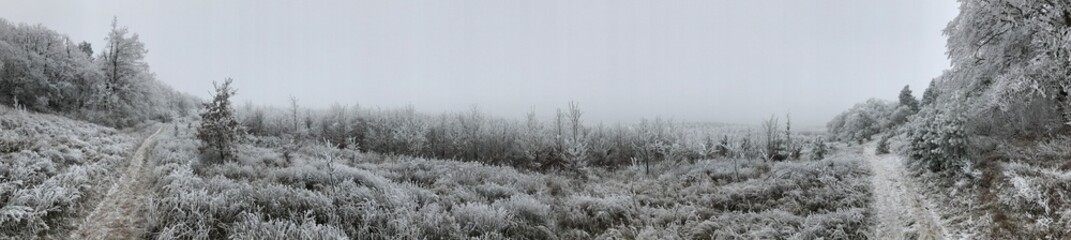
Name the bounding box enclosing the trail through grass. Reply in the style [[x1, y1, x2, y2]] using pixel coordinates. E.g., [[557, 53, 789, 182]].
[[69, 125, 166, 240], [866, 143, 947, 240]]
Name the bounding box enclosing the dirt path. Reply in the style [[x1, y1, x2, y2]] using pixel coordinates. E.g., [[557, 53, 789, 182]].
[[69, 125, 166, 240], [865, 143, 947, 240]]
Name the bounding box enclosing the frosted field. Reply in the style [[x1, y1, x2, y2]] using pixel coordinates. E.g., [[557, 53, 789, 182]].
[[5, 1, 1071, 239]]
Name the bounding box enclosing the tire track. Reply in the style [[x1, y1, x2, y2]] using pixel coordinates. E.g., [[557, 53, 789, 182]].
[[69, 125, 166, 240]]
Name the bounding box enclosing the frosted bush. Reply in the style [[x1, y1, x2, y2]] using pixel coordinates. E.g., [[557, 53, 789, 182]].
[[796, 208, 867, 239], [1007, 171, 1046, 213], [0, 205, 43, 236], [451, 202, 511, 236], [989, 163, 1071, 238], [412, 202, 463, 239], [0, 129, 30, 153], [681, 159, 761, 183], [876, 133, 891, 154], [7, 152, 57, 184], [229, 212, 349, 240], [474, 182, 515, 201], [493, 194, 550, 224], [907, 107, 970, 172], [827, 99, 896, 142], [2, 165, 91, 236], [689, 210, 803, 239], [559, 195, 636, 233]]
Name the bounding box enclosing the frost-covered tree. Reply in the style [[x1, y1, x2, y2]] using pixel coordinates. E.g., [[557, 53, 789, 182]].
[[810, 136, 828, 160], [86, 17, 188, 126], [899, 85, 919, 112], [0, 20, 100, 112], [458, 105, 485, 160], [77, 41, 93, 58], [519, 108, 548, 168], [716, 135, 732, 158], [241, 102, 267, 136], [288, 96, 302, 134], [875, 133, 891, 154], [391, 105, 427, 155], [634, 118, 674, 174], [197, 78, 242, 163], [920, 79, 938, 107], [98, 17, 151, 111], [785, 114, 802, 160], [563, 101, 588, 170], [827, 99, 896, 142], [944, 0, 1071, 128], [761, 115, 785, 161], [0, 18, 191, 126], [319, 103, 351, 148], [907, 106, 970, 172]]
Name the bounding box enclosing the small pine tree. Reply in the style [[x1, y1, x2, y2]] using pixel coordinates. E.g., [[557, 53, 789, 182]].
[[810, 136, 828, 160], [907, 108, 969, 172], [197, 78, 242, 163], [876, 134, 891, 154], [563, 101, 588, 175]]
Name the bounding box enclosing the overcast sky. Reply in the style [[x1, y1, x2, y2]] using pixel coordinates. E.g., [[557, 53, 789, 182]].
[[0, 0, 958, 127]]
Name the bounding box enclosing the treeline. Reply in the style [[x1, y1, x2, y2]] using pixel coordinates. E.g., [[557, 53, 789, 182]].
[[0, 18, 197, 127], [826, 86, 920, 143], [232, 100, 829, 172]]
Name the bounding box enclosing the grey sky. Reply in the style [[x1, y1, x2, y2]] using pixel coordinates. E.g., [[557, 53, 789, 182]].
[[0, 0, 958, 127]]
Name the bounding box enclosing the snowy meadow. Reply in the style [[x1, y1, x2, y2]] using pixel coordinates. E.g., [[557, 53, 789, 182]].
[[142, 117, 871, 239]]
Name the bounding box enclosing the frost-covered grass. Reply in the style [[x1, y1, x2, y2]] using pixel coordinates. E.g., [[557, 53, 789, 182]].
[[143, 123, 872, 239], [0, 106, 139, 239], [909, 136, 1071, 239], [996, 163, 1071, 239]]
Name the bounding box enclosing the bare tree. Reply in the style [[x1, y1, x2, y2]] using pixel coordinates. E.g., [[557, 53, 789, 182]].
[[289, 96, 301, 134], [567, 101, 583, 142], [762, 115, 785, 161], [554, 108, 565, 154], [785, 113, 801, 160]]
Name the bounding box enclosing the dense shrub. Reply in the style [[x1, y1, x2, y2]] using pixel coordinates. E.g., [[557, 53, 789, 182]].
[[876, 134, 891, 154], [906, 107, 970, 172], [827, 99, 897, 142], [810, 136, 829, 160]]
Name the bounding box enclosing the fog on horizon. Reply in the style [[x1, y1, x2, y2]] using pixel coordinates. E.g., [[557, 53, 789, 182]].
[[0, 0, 958, 127]]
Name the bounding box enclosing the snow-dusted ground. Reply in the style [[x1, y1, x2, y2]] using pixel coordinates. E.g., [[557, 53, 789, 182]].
[[866, 143, 947, 240], [69, 126, 166, 240]]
